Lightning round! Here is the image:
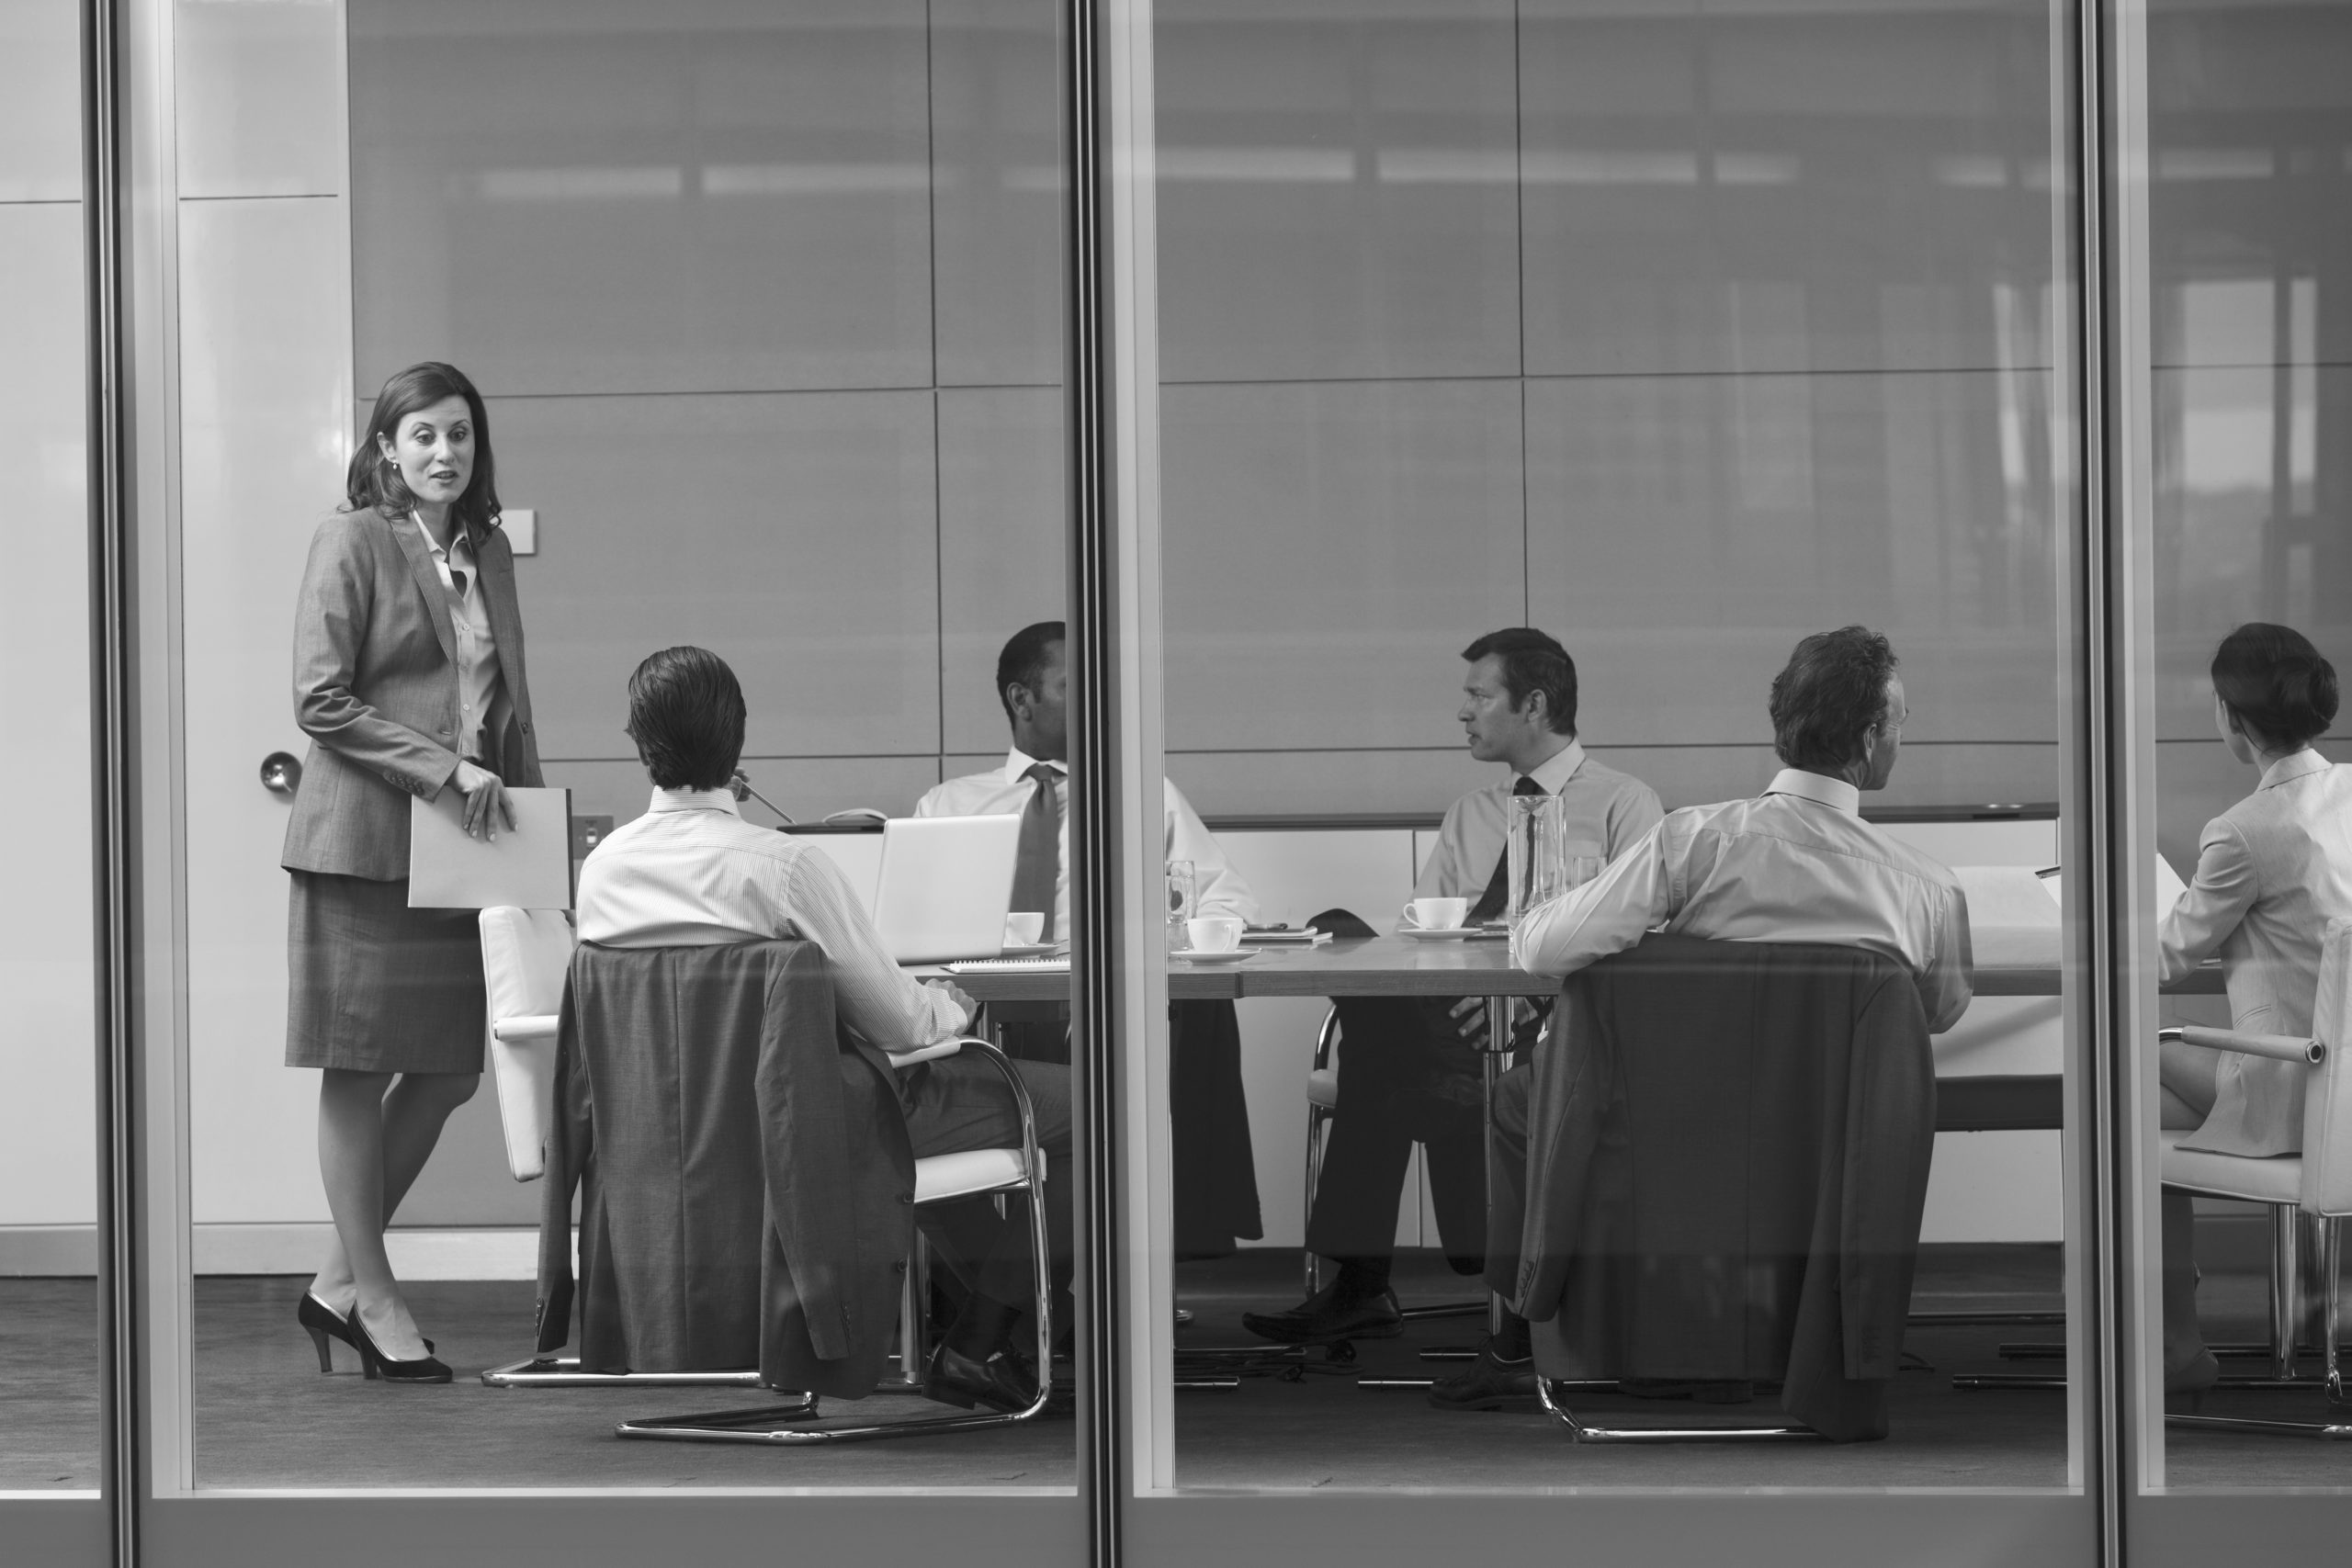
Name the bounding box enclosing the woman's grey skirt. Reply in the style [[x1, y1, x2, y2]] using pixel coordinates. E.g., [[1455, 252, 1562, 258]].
[[285, 870, 485, 1075]]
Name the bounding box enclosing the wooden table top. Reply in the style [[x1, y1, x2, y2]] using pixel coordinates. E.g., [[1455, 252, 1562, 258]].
[[922, 919, 2224, 1004]]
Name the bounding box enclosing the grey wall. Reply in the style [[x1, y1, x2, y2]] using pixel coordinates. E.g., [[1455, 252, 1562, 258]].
[[351, 0, 2352, 863]]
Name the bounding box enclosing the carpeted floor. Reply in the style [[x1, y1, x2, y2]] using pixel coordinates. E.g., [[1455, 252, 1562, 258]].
[[2, 1247, 2346, 1494]]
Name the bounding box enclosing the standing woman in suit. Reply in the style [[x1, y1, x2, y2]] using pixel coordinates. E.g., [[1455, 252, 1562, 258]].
[[280, 362, 544, 1383], [2157, 622, 2348, 1390]]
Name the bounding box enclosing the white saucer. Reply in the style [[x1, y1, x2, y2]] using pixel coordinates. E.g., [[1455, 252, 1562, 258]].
[[1172, 948, 1259, 964], [999, 942, 1059, 959], [1397, 926, 1498, 942]]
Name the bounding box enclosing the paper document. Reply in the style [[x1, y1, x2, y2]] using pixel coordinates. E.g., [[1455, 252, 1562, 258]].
[[2035, 853, 2190, 925], [409, 786, 574, 909]]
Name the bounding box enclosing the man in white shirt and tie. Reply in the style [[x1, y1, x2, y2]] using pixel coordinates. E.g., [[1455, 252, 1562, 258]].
[[577, 646, 1070, 1416], [919, 622, 1264, 1258], [1243, 628, 1664, 1348], [1429, 625, 1973, 1410]]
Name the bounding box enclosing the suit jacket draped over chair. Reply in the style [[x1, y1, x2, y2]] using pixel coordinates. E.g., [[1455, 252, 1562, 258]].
[[1494, 934, 1939, 1442], [536, 940, 915, 1400]]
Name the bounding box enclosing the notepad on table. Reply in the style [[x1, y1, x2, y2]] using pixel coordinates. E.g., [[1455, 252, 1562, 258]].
[[409, 785, 574, 909]]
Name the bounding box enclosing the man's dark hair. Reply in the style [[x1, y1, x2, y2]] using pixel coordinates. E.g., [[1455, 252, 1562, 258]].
[[626, 646, 747, 791], [997, 620, 1066, 727], [1770, 626, 1899, 774], [1461, 627, 1577, 736], [2212, 622, 2338, 750]]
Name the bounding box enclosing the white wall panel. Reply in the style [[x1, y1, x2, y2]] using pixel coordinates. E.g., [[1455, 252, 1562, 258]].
[[0, 0, 83, 201], [938, 387, 1067, 753], [932, 0, 1062, 388], [179, 196, 353, 1224], [1154, 0, 1521, 383], [0, 202, 96, 1227], [1526, 370, 2060, 750], [175, 0, 346, 198], [1160, 378, 1526, 752], [349, 0, 934, 396], [489, 389, 942, 762], [1521, 0, 2055, 378]]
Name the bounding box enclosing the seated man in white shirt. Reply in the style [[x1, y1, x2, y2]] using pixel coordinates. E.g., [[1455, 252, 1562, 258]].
[[576, 646, 1070, 1416], [1243, 628, 1664, 1348], [919, 621, 1265, 1258], [1428, 625, 1973, 1410]]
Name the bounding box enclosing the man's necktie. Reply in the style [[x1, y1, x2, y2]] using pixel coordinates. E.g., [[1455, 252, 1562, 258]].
[[1010, 761, 1063, 942], [1467, 774, 1548, 922]]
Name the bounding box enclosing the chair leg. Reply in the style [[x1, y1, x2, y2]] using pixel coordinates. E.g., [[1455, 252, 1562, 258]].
[[1534, 1376, 1823, 1443], [480, 1358, 765, 1390], [1303, 1103, 1327, 1302], [2327, 1217, 2346, 1409], [2270, 1203, 2302, 1382]]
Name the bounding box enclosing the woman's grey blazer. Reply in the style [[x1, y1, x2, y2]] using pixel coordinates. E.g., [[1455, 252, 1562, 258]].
[[281, 505, 545, 882]]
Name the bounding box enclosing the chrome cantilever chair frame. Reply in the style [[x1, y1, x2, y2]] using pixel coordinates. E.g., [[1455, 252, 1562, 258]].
[[616, 1035, 1054, 1444], [2153, 1024, 2349, 1438], [1953, 1024, 2347, 1409], [1534, 1375, 1825, 1444]]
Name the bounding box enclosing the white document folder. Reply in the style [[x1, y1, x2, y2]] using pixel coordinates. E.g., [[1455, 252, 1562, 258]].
[[409, 785, 574, 909]]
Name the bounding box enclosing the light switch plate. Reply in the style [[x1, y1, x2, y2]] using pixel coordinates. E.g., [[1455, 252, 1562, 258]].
[[503, 508, 537, 555]]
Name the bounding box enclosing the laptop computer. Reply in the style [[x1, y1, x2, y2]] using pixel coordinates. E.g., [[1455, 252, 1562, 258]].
[[868, 813, 1024, 964]]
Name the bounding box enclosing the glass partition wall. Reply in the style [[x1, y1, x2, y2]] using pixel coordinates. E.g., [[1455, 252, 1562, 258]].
[[1112, 0, 2117, 1557], [41, 0, 2352, 1562], [117, 0, 1084, 1558], [2123, 0, 2352, 1557], [1, 0, 107, 1563]]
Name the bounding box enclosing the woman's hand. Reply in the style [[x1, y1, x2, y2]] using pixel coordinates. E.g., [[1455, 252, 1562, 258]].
[[452, 760, 516, 840]]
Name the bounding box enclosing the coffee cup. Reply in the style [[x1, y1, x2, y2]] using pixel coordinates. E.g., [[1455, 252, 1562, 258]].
[[1004, 911, 1046, 948], [1186, 916, 1245, 953], [1404, 897, 1470, 931]]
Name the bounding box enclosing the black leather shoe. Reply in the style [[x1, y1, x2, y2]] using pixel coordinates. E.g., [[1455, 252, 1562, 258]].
[[1427, 1341, 1539, 1411], [1238, 1280, 1402, 1346], [925, 1342, 1045, 1416]]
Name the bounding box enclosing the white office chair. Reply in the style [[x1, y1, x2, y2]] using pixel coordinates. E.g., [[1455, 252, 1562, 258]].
[[2157, 916, 2352, 1438], [477, 906, 571, 1181]]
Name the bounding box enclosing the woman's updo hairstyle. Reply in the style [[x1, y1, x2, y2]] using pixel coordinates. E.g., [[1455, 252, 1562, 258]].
[[2211, 622, 2338, 751]]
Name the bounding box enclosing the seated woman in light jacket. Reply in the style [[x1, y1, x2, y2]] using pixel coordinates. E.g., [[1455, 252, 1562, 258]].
[[2157, 623, 2349, 1391]]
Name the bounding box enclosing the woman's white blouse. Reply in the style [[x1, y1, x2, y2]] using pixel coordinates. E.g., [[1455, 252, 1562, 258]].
[[2159, 749, 2352, 1156]]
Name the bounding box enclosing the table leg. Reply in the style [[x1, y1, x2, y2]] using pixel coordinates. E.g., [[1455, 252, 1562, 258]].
[[1485, 994, 1510, 1340]]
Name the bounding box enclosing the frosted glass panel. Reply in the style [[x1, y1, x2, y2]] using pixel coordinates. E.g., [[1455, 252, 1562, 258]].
[[350, 0, 934, 395], [1155, 0, 1521, 384], [489, 389, 942, 760]]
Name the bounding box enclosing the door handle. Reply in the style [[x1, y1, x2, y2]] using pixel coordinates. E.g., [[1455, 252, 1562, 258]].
[[259, 751, 302, 796]]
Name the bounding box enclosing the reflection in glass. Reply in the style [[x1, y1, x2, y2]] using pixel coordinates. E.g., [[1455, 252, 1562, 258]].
[[2148, 2, 2352, 1478], [0, 0, 101, 1497], [1149, 0, 2084, 1491], [170, 0, 1075, 1490]]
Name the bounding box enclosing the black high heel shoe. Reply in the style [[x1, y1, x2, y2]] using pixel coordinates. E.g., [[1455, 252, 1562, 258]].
[[348, 1309, 452, 1384], [298, 1292, 432, 1372], [297, 1292, 360, 1373]]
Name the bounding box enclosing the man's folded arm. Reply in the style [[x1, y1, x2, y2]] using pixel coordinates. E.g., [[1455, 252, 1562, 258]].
[[775, 848, 970, 1050], [1510, 821, 1674, 979]]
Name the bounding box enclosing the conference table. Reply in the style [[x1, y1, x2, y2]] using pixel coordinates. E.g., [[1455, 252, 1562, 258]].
[[922, 863, 2226, 1006], [914, 864, 2222, 1352]]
